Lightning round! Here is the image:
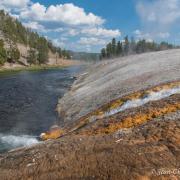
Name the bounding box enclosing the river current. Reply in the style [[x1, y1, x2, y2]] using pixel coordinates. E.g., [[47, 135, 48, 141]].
[[0, 66, 82, 153]]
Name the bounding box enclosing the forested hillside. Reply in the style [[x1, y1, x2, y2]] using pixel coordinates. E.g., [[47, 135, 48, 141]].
[[100, 36, 179, 60], [0, 10, 70, 66]]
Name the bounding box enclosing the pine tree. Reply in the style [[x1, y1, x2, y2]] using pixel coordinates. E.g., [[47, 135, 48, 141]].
[[27, 48, 37, 65], [116, 41, 122, 56], [66, 52, 71, 59], [101, 48, 106, 59], [0, 40, 7, 65], [124, 36, 129, 55], [129, 37, 136, 54], [111, 38, 116, 57], [57, 48, 62, 58], [106, 43, 112, 58], [37, 37, 49, 64]]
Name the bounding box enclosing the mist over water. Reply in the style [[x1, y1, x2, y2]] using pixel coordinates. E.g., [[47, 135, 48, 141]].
[[0, 66, 82, 153], [0, 134, 38, 151]]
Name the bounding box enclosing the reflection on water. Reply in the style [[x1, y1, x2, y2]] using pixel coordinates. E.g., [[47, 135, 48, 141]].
[[0, 66, 82, 153]]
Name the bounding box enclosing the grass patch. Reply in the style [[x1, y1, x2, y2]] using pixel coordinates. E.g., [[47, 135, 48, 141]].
[[0, 65, 67, 76]]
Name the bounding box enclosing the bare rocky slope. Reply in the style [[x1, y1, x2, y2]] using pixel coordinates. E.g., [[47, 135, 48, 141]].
[[0, 49, 180, 180], [57, 49, 180, 123]]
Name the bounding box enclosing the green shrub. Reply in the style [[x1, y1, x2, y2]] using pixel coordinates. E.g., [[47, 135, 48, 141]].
[[0, 39, 7, 65], [27, 48, 37, 65]]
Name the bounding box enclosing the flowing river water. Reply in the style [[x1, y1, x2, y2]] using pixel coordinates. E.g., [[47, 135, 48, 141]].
[[0, 66, 82, 153]]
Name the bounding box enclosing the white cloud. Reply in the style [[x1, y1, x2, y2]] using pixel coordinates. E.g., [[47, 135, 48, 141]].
[[133, 29, 151, 40], [81, 27, 121, 38], [133, 29, 170, 41], [53, 28, 64, 33], [133, 29, 142, 36], [0, 0, 30, 9], [158, 32, 170, 39], [136, 0, 180, 26], [20, 3, 104, 26], [52, 38, 65, 48], [68, 29, 79, 36], [23, 21, 45, 30], [60, 37, 68, 41], [9, 13, 19, 19], [79, 37, 107, 46], [60, 27, 121, 38], [20, 3, 46, 20]]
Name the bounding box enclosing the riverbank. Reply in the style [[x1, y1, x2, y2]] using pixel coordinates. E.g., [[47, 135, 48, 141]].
[[0, 49, 180, 179], [0, 60, 82, 76]]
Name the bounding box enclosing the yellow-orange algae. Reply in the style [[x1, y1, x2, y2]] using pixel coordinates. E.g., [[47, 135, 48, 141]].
[[40, 126, 65, 141], [79, 81, 180, 123], [83, 102, 180, 135], [41, 81, 180, 140]]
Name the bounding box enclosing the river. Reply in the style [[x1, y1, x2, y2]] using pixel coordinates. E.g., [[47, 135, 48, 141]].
[[0, 66, 82, 153]]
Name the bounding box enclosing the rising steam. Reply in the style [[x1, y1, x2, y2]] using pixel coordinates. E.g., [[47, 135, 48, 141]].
[[105, 86, 180, 117], [0, 134, 39, 150]]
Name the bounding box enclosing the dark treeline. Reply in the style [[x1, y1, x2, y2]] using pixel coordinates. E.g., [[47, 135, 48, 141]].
[[100, 36, 179, 60], [0, 10, 70, 65]]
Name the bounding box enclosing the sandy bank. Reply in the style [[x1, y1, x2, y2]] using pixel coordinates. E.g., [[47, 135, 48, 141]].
[[0, 60, 82, 74]]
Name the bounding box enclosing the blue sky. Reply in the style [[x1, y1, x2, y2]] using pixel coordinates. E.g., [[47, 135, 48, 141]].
[[0, 0, 180, 52]]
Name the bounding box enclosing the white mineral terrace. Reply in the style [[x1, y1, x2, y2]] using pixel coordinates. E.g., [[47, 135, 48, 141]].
[[88, 86, 180, 122]]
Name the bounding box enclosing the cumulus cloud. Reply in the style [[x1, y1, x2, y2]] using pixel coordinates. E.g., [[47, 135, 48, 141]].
[[79, 37, 107, 46], [20, 3, 46, 20], [0, 0, 30, 9], [81, 27, 121, 38], [67, 29, 79, 36], [20, 3, 104, 26], [23, 21, 45, 30], [61, 27, 121, 38]]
